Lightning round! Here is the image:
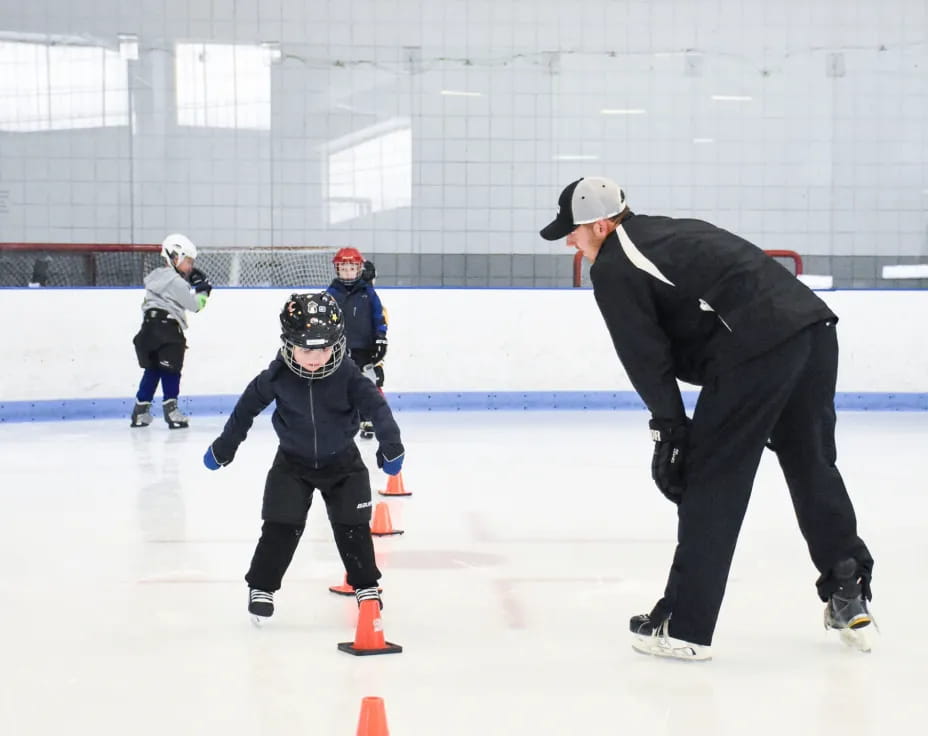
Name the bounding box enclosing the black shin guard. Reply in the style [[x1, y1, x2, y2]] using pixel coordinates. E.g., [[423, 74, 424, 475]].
[[331, 522, 381, 590], [245, 521, 304, 592]]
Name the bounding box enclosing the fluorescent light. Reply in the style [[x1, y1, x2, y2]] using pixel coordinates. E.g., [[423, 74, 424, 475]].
[[553, 154, 600, 161], [600, 108, 646, 115], [711, 95, 752, 101], [692, 137, 714, 144], [440, 89, 482, 97]]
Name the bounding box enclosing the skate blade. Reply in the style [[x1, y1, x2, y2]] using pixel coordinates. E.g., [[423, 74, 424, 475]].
[[838, 627, 872, 652], [631, 637, 712, 662], [250, 615, 269, 628]]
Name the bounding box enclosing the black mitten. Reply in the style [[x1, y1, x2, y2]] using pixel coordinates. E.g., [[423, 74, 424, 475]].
[[371, 336, 388, 364], [361, 259, 376, 282], [188, 267, 213, 295], [649, 417, 690, 504]]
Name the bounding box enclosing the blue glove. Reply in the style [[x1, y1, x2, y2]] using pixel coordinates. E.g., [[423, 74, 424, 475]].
[[203, 444, 227, 471], [376, 443, 404, 475]]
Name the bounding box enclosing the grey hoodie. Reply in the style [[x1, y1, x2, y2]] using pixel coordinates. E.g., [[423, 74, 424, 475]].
[[140, 266, 201, 330]]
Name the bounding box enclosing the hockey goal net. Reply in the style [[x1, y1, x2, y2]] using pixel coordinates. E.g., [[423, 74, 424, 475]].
[[0, 243, 340, 288], [572, 249, 803, 287]]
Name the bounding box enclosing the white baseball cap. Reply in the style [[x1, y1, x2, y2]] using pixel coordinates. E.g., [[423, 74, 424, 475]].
[[539, 177, 627, 240]]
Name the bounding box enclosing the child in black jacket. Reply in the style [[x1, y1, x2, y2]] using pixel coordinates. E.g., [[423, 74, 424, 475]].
[[203, 292, 404, 623]]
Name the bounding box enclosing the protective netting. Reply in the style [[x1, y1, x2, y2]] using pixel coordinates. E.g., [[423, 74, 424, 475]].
[[0, 245, 339, 288]]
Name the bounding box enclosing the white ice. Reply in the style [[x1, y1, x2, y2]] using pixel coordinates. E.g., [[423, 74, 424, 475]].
[[0, 411, 925, 736]]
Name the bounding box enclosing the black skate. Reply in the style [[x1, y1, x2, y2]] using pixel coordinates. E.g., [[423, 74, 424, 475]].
[[355, 587, 382, 609], [130, 401, 153, 428], [162, 398, 189, 429], [629, 613, 711, 661], [359, 420, 374, 439], [824, 559, 874, 652], [248, 588, 274, 625]]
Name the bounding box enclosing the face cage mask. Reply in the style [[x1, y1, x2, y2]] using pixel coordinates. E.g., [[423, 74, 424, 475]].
[[280, 335, 346, 379], [335, 262, 363, 285]]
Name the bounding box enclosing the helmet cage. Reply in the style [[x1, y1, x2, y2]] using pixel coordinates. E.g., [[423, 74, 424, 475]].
[[279, 292, 346, 379]]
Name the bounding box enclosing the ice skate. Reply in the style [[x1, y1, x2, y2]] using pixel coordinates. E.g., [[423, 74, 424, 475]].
[[630, 614, 712, 661], [130, 401, 153, 428], [248, 588, 274, 625], [824, 559, 874, 652], [162, 398, 189, 429], [359, 420, 374, 439], [355, 586, 382, 609]]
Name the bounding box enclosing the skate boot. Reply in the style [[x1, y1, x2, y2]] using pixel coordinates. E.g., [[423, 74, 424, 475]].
[[248, 588, 274, 625], [824, 558, 874, 652], [629, 613, 712, 661], [130, 401, 153, 428], [162, 398, 189, 429], [359, 420, 374, 439], [355, 586, 382, 609]]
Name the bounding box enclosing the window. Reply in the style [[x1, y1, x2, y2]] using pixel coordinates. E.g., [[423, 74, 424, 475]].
[[175, 43, 272, 130], [0, 40, 128, 132], [325, 121, 412, 225]]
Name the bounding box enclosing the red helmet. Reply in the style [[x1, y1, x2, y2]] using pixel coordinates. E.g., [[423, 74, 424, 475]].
[[333, 247, 364, 265]]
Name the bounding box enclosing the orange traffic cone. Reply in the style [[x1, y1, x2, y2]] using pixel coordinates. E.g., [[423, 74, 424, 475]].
[[338, 599, 403, 655], [356, 696, 390, 736], [328, 574, 354, 596], [370, 501, 404, 536], [328, 574, 382, 597], [378, 471, 411, 497]]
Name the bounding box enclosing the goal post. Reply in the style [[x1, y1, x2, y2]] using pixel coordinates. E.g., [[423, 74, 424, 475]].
[[0, 242, 340, 288]]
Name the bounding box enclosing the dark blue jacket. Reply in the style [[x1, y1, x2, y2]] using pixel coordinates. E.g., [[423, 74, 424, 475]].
[[326, 280, 386, 350], [212, 354, 401, 468]]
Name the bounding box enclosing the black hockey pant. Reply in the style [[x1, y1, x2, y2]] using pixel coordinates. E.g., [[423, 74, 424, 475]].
[[658, 320, 872, 646], [245, 446, 381, 592]]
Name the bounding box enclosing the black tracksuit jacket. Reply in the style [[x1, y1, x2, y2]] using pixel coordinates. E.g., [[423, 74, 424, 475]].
[[212, 354, 401, 468], [591, 212, 836, 422]]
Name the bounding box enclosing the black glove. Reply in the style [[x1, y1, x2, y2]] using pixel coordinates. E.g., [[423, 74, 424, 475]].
[[649, 417, 690, 504], [361, 259, 376, 282], [188, 267, 212, 296], [371, 335, 388, 364]]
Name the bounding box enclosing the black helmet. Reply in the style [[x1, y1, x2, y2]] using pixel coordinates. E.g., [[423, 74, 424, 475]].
[[279, 292, 346, 378]]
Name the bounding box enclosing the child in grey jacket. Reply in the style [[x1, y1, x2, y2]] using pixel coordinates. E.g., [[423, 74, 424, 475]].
[[130, 233, 212, 429]]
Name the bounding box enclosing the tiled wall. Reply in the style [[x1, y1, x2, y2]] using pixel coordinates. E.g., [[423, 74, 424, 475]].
[[0, 0, 925, 288]]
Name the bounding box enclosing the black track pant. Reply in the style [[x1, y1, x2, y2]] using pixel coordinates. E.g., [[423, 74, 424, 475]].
[[659, 321, 872, 646], [245, 445, 381, 592]]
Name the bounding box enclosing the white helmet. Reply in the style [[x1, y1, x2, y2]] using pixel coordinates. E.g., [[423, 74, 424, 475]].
[[160, 233, 197, 264]]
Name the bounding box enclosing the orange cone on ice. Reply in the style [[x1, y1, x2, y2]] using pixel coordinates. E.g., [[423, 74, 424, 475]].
[[338, 599, 403, 655], [378, 471, 411, 497], [328, 574, 382, 597], [370, 501, 404, 536], [356, 696, 390, 736], [328, 574, 354, 596]]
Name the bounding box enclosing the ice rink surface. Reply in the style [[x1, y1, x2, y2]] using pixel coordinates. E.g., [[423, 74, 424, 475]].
[[0, 410, 924, 736]]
